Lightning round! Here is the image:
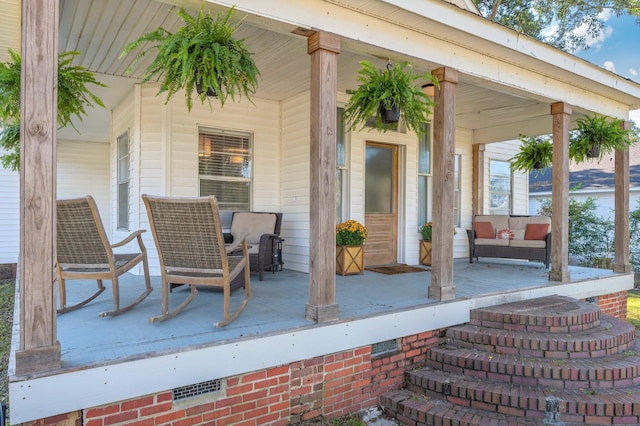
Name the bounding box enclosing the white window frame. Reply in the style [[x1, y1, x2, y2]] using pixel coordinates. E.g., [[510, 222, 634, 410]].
[[336, 107, 349, 223], [417, 123, 432, 231], [198, 127, 253, 212], [489, 159, 513, 215], [117, 130, 130, 230]]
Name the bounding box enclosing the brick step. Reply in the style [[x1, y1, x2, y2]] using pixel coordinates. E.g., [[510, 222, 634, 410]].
[[446, 315, 636, 358], [406, 366, 640, 421], [470, 295, 601, 333], [427, 338, 640, 389], [381, 389, 548, 425]]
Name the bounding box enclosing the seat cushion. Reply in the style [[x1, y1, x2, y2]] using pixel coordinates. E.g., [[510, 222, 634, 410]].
[[231, 213, 277, 244], [510, 239, 546, 249], [475, 238, 509, 247]]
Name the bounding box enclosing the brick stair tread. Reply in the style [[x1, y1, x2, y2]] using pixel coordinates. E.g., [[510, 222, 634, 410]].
[[427, 338, 640, 389], [381, 389, 541, 425], [470, 295, 601, 333], [447, 315, 636, 358], [407, 366, 640, 416]]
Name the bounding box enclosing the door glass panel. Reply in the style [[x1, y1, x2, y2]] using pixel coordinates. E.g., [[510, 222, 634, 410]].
[[365, 146, 393, 213]]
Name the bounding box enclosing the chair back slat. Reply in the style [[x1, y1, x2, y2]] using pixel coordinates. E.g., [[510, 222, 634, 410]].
[[144, 196, 225, 271], [57, 197, 109, 265]]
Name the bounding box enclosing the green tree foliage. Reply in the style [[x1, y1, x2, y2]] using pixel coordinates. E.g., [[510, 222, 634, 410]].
[[472, 0, 640, 52], [630, 199, 640, 271], [537, 195, 614, 267]]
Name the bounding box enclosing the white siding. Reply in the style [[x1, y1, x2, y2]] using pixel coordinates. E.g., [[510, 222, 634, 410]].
[[57, 140, 111, 229], [455, 128, 473, 259], [126, 84, 281, 274], [281, 92, 311, 272], [0, 163, 19, 264]]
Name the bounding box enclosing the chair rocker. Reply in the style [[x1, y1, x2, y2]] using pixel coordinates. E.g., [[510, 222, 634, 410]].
[[56, 196, 153, 317], [142, 195, 251, 328]]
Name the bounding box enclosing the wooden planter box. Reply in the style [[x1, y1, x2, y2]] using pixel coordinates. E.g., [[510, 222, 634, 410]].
[[336, 245, 364, 276], [419, 240, 432, 266]]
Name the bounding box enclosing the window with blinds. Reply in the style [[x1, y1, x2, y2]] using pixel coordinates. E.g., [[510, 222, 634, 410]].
[[199, 128, 252, 211]]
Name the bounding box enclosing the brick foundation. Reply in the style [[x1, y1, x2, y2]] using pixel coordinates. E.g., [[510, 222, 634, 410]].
[[595, 290, 628, 319], [31, 330, 440, 425]]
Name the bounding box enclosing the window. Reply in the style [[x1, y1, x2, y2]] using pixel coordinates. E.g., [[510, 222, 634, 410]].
[[454, 154, 461, 227], [336, 108, 348, 223], [117, 130, 130, 230], [417, 124, 431, 228], [199, 128, 252, 211], [489, 159, 512, 215]]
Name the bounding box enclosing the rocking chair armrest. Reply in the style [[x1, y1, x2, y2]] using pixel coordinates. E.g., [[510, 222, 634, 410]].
[[112, 229, 147, 249]]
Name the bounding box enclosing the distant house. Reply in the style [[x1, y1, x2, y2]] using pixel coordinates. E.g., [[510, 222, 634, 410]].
[[529, 144, 640, 218]]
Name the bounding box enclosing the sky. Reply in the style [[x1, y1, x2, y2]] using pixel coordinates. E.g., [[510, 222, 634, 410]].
[[572, 12, 640, 124]]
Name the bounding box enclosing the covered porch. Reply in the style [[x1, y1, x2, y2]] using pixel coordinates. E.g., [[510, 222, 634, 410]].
[[9, 259, 633, 422]]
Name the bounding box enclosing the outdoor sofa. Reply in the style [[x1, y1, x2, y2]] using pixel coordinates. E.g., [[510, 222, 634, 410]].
[[466, 214, 551, 268]]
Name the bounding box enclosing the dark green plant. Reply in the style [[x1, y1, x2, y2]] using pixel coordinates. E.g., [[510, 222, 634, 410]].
[[629, 199, 640, 272], [510, 135, 553, 175], [538, 195, 614, 267], [0, 49, 106, 171], [569, 114, 634, 163], [122, 6, 260, 111], [344, 60, 438, 136]]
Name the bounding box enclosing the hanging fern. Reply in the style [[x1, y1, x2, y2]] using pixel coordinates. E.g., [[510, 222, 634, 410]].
[[122, 6, 260, 111]]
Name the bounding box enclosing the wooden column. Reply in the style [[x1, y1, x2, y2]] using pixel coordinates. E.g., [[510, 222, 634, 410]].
[[549, 102, 571, 282], [15, 0, 61, 374], [472, 144, 486, 216], [613, 121, 631, 273], [306, 32, 340, 322], [429, 67, 458, 301]]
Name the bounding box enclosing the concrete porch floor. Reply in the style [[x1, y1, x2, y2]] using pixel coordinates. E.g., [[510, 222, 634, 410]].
[[51, 258, 624, 369]]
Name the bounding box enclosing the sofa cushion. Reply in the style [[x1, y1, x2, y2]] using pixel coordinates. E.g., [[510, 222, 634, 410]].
[[474, 215, 509, 234], [475, 238, 509, 247], [496, 228, 514, 240], [510, 215, 551, 231], [231, 213, 277, 245], [524, 223, 549, 240], [510, 239, 546, 249], [512, 229, 525, 240], [473, 221, 495, 238]]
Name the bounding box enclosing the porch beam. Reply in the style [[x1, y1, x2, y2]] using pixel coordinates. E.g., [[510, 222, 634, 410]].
[[15, 0, 62, 374], [613, 121, 631, 273], [472, 144, 486, 216], [549, 102, 572, 282], [306, 31, 340, 323], [429, 66, 458, 301]]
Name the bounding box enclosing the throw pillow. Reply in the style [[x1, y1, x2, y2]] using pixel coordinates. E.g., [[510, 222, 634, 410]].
[[473, 221, 494, 239], [524, 223, 549, 240], [496, 228, 514, 240]]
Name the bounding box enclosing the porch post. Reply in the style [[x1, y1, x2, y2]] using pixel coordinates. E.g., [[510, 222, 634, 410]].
[[472, 144, 486, 216], [613, 121, 631, 273], [429, 66, 458, 301], [549, 102, 572, 282], [306, 31, 340, 322], [15, 0, 62, 374]]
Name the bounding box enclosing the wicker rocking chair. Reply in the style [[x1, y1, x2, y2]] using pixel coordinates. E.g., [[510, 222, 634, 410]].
[[142, 195, 251, 327], [56, 196, 153, 317]]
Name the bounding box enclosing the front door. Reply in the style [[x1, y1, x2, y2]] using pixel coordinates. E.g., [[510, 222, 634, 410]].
[[364, 142, 398, 266]]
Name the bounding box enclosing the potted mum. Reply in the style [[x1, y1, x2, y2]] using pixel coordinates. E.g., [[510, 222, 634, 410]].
[[343, 60, 438, 136], [336, 219, 368, 276], [419, 222, 433, 266], [122, 6, 260, 112]]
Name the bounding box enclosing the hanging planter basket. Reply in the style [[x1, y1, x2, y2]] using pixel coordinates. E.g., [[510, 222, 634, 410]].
[[379, 103, 400, 124], [587, 143, 600, 159], [196, 79, 218, 97]]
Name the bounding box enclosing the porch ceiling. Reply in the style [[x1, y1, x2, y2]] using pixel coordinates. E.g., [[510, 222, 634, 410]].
[[4, 0, 634, 142]]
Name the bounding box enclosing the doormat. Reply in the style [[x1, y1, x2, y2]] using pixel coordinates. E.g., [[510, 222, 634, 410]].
[[365, 264, 429, 275]]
